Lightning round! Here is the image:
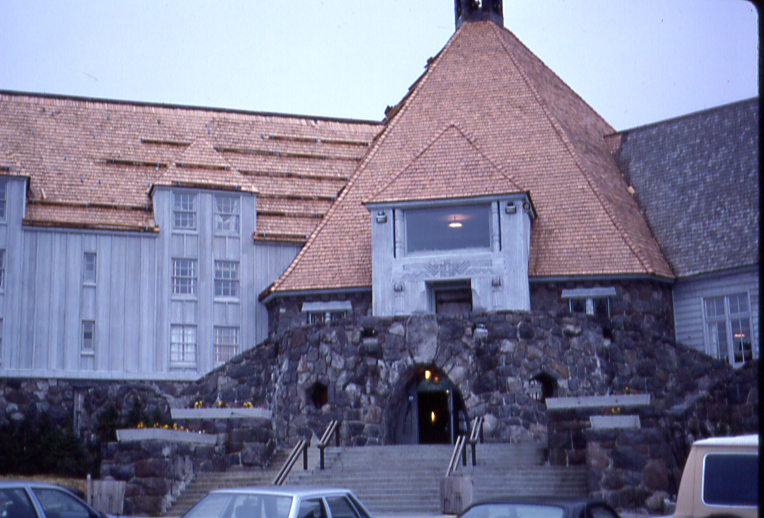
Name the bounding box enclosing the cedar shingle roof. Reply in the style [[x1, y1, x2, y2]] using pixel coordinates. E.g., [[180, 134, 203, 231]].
[[366, 123, 525, 205], [0, 92, 381, 238], [267, 21, 673, 296]]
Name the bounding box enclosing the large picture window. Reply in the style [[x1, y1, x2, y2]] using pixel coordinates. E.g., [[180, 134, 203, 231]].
[[170, 325, 197, 366], [704, 292, 756, 366], [173, 193, 197, 230], [406, 204, 490, 253]]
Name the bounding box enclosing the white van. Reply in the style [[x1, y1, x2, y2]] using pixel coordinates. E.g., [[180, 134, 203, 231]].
[[674, 434, 758, 518]]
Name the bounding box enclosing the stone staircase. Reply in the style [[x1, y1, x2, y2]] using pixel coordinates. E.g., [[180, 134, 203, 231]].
[[164, 443, 587, 516]]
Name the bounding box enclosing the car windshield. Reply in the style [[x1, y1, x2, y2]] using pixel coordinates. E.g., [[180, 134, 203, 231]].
[[184, 493, 293, 518], [461, 504, 565, 518]]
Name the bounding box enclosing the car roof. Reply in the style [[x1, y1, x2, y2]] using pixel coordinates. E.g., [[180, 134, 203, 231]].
[[461, 496, 607, 513], [692, 434, 758, 447], [0, 482, 69, 490], [209, 486, 354, 498]]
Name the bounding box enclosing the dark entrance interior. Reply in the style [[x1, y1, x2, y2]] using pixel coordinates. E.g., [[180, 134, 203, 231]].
[[394, 367, 468, 445], [431, 280, 472, 316]]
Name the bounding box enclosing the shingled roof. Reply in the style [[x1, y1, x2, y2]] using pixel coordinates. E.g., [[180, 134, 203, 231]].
[[0, 92, 381, 239], [610, 98, 759, 278], [266, 20, 673, 296]]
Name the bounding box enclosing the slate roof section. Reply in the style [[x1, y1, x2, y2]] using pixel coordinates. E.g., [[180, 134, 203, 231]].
[[0, 92, 381, 239], [610, 98, 759, 278], [266, 20, 673, 297]]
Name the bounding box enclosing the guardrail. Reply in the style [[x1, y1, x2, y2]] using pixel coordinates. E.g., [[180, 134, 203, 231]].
[[273, 439, 310, 485], [445, 416, 484, 476]]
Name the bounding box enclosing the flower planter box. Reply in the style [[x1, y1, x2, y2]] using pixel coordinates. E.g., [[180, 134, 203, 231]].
[[589, 415, 641, 430], [545, 394, 650, 410], [116, 428, 218, 444], [170, 407, 272, 420]]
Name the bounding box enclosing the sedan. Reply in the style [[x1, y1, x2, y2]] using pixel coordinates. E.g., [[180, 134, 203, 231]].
[[458, 497, 621, 518], [0, 482, 112, 518], [182, 487, 373, 518]]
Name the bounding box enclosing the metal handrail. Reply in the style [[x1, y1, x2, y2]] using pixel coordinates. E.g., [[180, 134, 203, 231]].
[[273, 439, 310, 485], [317, 420, 340, 469], [466, 415, 484, 466], [446, 435, 467, 476]]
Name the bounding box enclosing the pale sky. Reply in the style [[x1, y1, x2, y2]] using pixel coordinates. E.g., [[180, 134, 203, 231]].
[[0, 0, 758, 131]]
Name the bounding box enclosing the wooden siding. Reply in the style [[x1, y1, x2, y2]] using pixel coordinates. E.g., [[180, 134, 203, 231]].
[[1, 181, 302, 380], [673, 265, 759, 356]]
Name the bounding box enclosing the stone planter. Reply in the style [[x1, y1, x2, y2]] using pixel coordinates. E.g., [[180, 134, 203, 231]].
[[115, 428, 218, 444], [170, 407, 272, 420], [589, 414, 641, 429], [546, 394, 650, 410]]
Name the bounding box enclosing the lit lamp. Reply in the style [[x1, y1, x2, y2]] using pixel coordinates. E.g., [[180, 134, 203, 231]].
[[424, 369, 431, 380], [431, 411, 436, 423], [448, 214, 462, 228]]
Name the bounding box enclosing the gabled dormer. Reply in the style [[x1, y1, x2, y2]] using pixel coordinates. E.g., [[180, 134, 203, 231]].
[[364, 124, 535, 316]]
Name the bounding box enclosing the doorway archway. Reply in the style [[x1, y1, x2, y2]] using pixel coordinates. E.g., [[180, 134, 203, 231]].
[[393, 366, 468, 444]]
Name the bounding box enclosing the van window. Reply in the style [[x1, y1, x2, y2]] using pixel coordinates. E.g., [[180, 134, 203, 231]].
[[703, 453, 758, 506]]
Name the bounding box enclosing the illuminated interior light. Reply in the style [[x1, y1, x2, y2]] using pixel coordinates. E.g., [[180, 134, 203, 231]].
[[431, 411, 436, 423], [424, 370, 431, 380], [448, 214, 462, 228]]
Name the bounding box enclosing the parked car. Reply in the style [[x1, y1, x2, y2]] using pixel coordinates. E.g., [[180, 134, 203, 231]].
[[0, 482, 113, 518], [181, 487, 373, 518], [674, 434, 758, 518], [457, 497, 621, 518]]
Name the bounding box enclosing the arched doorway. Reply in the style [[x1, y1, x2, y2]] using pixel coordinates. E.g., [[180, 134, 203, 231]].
[[394, 366, 468, 444]]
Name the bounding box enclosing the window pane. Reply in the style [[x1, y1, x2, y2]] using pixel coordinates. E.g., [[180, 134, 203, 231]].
[[82, 321, 95, 352], [33, 488, 90, 518], [406, 205, 490, 253], [0, 249, 5, 290], [214, 327, 239, 363], [174, 193, 197, 230], [731, 318, 753, 363], [0, 180, 6, 220], [215, 195, 240, 233], [703, 454, 758, 506], [83, 252, 96, 283], [173, 259, 197, 295], [728, 292, 748, 314], [297, 500, 326, 518], [707, 321, 728, 360], [326, 497, 359, 518], [171, 325, 197, 364], [704, 296, 725, 318], [215, 261, 239, 298]]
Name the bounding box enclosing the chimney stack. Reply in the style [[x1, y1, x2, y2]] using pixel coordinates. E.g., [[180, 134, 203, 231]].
[[455, 0, 503, 29]]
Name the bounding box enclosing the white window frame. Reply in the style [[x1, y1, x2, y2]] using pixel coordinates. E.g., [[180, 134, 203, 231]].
[[561, 287, 616, 318], [702, 292, 757, 367], [170, 324, 197, 367], [214, 326, 239, 363], [214, 260, 239, 298], [81, 320, 95, 355], [83, 252, 97, 284], [172, 258, 197, 296], [301, 301, 352, 325], [173, 192, 197, 231], [214, 194, 240, 234]]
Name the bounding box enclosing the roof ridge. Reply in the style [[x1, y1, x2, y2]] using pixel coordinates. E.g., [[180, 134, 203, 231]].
[[266, 24, 465, 295], [490, 22, 655, 275]]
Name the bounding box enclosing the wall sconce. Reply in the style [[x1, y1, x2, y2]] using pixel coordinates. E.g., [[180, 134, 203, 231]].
[[523, 201, 531, 212], [424, 369, 432, 380], [505, 202, 516, 214], [431, 411, 436, 423], [376, 211, 387, 223]]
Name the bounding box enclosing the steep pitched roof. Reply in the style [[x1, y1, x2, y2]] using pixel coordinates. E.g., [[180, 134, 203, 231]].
[[366, 123, 525, 205], [0, 92, 381, 237], [610, 98, 759, 277], [267, 20, 672, 296]]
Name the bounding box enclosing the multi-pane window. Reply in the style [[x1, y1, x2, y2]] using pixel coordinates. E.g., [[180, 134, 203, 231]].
[[0, 249, 4, 290], [170, 325, 197, 366], [214, 326, 239, 363], [82, 321, 95, 354], [173, 193, 197, 230], [214, 261, 239, 298], [705, 292, 756, 366], [172, 259, 197, 296], [83, 252, 96, 283], [214, 195, 240, 233], [0, 180, 6, 220]]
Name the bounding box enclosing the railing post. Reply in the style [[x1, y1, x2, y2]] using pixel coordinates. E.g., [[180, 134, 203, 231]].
[[320, 447, 325, 470], [335, 425, 340, 446], [471, 442, 477, 466], [303, 442, 309, 470]]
